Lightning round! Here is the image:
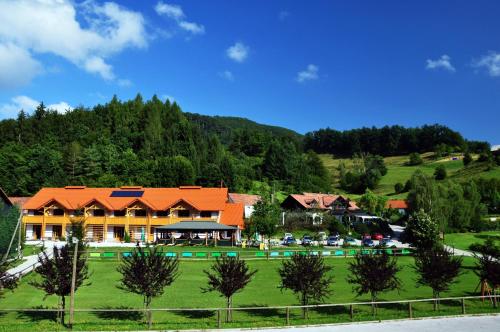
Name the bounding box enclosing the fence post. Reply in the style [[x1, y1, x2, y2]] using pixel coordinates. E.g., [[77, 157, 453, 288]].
[[350, 304, 354, 321], [286, 307, 290, 325], [408, 302, 412, 319], [217, 309, 222, 328], [461, 298, 466, 315]]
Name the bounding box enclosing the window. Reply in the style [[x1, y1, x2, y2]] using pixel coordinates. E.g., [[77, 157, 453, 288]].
[[157, 210, 170, 217], [178, 209, 190, 217], [135, 209, 147, 217], [34, 209, 44, 216], [53, 209, 64, 216], [114, 210, 126, 217], [93, 209, 105, 217], [200, 211, 213, 218]]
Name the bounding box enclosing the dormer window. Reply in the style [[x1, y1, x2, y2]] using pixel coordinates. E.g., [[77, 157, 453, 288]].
[[53, 209, 64, 216], [114, 210, 126, 217], [93, 209, 105, 217]]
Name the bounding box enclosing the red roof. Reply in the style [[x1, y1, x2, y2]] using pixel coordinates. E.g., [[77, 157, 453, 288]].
[[288, 193, 359, 210], [386, 200, 408, 209], [228, 193, 261, 206], [8, 197, 31, 209]]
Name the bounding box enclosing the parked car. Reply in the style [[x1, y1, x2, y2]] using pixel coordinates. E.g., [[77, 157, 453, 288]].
[[283, 233, 293, 240], [326, 235, 340, 246], [301, 235, 313, 246], [344, 237, 358, 246], [362, 234, 372, 240], [380, 238, 396, 247], [362, 238, 375, 247], [371, 233, 384, 240], [283, 237, 297, 245]]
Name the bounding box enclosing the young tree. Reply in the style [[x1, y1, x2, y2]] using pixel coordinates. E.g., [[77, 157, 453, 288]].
[[202, 256, 257, 322], [117, 245, 179, 328], [463, 152, 472, 166], [358, 189, 387, 216], [404, 210, 440, 251], [30, 221, 89, 325], [347, 252, 402, 315], [471, 239, 500, 307], [434, 165, 447, 180], [251, 199, 280, 246], [278, 253, 333, 318], [413, 246, 462, 310], [394, 182, 404, 194], [0, 260, 18, 297]]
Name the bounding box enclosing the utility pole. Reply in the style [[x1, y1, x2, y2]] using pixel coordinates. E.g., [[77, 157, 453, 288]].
[[69, 237, 79, 327]]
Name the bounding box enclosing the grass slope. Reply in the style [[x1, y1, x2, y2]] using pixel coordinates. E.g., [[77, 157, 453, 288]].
[[0, 256, 496, 331], [320, 152, 499, 199], [444, 231, 500, 251]]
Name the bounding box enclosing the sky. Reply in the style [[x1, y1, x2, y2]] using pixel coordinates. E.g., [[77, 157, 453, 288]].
[[0, 0, 499, 144]]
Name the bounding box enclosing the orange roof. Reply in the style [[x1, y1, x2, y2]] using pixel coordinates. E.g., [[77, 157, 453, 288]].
[[24, 187, 230, 212], [8, 197, 31, 209], [220, 203, 244, 228], [228, 193, 261, 206], [386, 200, 408, 209]]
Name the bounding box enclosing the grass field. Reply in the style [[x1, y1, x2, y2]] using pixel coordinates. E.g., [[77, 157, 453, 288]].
[[0, 256, 497, 331], [319, 152, 499, 199], [444, 231, 500, 251]]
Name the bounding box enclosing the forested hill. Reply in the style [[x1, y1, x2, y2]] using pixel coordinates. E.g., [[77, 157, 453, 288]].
[[0, 95, 329, 196], [304, 126, 490, 157], [185, 113, 301, 145]]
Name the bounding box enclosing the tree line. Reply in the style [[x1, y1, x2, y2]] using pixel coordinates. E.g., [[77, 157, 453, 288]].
[[0, 95, 330, 196], [304, 125, 490, 157]]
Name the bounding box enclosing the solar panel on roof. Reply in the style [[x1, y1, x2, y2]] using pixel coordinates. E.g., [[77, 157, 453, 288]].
[[110, 191, 144, 197]]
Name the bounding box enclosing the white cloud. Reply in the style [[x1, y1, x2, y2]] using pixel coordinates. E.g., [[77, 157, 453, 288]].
[[226, 42, 249, 63], [47, 101, 72, 114], [219, 70, 234, 81], [0, 95, 71, 118], [426, 55, 456, 72], [154, 2, 184, 19], [0, 43, 42, 89], [155, 2, 205, 36], [0, 0, 148, 86], [178, 21, 205, 35], [472, 51, 500, 77], [278, 10, 290, 21], [296, 64, 319, 83]]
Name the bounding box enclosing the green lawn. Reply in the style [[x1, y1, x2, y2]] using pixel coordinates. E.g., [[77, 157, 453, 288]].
[[444, 231, 500, 251], [0, 256, 497, 331]]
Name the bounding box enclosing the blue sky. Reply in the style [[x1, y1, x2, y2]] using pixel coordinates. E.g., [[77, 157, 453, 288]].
[[0, 1, 499, 143]]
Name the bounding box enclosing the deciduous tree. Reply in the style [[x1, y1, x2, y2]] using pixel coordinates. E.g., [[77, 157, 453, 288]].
[[202, 256, 257, 322], [278, 253, 333, 318]]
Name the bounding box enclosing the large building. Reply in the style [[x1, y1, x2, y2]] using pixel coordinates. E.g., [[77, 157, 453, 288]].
[[22, 186, 244, 242], [228, 193, 261, 218]]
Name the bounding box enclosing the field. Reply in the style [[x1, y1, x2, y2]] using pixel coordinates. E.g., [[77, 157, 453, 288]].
[[0, 256, 498, 331], [319, 152, 499, 199], [444, 231, 500, 251]]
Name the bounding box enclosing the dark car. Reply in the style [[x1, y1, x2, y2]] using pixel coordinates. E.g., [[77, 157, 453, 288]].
[[283, 237, 297, 245], [301, 235, 313, 246], [362, 238, 375, 247], [326, 235, 340, 246]]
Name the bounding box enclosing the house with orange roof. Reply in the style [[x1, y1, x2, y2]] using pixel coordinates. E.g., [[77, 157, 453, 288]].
[[22, 186, 244, 243], [386, 199, 409, 215], [228, 193, 261, 218]]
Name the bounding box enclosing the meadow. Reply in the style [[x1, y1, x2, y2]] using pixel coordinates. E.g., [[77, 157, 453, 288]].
[[0, 256, 498, 331]]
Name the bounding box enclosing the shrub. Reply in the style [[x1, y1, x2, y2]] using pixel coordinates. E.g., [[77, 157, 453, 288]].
[[394, 182, 404, 194], [408, 153, 423, 166], [463, 152, 472, 166], [434, 165, 447, 180]]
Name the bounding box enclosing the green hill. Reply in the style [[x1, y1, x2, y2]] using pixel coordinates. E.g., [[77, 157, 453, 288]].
[[320, 152, 500, 199]]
